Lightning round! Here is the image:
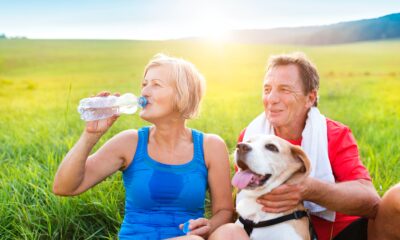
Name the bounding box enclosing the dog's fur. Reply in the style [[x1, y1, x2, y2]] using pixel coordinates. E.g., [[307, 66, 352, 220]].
[[234, 134, 312, 240]]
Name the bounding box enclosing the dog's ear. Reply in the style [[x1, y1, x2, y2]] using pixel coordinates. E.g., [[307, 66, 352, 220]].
[[286, 145, 311, 184]]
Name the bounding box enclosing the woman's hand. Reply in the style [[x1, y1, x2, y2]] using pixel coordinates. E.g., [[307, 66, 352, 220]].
[[180, 218, 211, 237], [85, 91, 120, 135]]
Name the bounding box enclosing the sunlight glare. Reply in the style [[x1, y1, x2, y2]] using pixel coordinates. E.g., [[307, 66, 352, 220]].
[[194, 8, 231, 42]]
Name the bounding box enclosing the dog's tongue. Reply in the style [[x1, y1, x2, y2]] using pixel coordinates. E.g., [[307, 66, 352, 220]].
[[232, 170, 256, 189]]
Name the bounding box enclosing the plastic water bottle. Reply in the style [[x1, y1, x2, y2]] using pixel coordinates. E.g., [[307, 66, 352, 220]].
[[77, 93, 147, 121]]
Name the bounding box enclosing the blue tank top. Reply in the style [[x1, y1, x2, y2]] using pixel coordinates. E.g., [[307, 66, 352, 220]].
[[119, 126, 208, 239]]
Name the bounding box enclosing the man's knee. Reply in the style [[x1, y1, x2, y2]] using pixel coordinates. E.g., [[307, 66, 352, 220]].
[[368, 184, 400, 240], [382, 184, 400, 213]]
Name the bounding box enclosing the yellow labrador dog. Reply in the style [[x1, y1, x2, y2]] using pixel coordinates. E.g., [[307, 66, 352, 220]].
[[232, 134, 313, 240]]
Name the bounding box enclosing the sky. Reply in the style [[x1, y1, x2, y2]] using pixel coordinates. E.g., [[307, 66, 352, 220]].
[[1, 0, 399, 40]]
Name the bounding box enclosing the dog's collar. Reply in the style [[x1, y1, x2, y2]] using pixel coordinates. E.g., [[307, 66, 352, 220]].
[[239, 210, 308, 236]]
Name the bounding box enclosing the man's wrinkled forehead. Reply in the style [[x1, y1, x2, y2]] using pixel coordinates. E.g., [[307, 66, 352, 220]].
[[263, 65, 302, 87]]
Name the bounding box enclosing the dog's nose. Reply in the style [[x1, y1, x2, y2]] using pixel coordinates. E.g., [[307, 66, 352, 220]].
[[237, 143, 252, 153]]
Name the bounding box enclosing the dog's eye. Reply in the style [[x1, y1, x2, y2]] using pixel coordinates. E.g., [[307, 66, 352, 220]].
[[265, 144, 279, 152]]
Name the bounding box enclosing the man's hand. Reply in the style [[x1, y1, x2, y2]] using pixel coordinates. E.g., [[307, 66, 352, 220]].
[[257, 178, 312, 213]]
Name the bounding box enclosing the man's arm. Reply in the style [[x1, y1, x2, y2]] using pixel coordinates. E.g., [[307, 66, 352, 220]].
[[257, 177, 380, 219], [303, 178, 380, 218]]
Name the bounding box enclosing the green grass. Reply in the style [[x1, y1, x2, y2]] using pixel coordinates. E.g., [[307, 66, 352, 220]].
[[1, 39, 400, 239]]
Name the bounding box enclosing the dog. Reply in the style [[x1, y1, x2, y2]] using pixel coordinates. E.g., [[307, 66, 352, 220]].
[[232, 134, 313, 240]]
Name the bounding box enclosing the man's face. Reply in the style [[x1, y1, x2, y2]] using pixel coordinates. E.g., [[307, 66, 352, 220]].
[[262, 64, 315, 130]]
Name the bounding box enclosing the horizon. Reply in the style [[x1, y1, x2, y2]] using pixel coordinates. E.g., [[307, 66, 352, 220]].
[[1, 0, 400, 40]]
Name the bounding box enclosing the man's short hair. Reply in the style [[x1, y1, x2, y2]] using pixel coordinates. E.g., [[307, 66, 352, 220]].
[[266, 52, 319, 107], [144, 53, 206, 119]]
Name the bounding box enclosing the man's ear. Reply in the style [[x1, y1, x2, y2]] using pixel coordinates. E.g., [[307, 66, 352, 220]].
[[286, 145, 311, 184], [306, 89, 317, 108]]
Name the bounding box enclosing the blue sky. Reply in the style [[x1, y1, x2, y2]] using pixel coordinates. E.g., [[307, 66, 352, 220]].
[[1, 0, 399, 40]]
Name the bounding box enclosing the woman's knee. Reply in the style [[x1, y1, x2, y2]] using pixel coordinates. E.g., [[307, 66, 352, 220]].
[[168, 235, 204, 240], [187, 236, 204, 240], [209, 223, 248, 240]]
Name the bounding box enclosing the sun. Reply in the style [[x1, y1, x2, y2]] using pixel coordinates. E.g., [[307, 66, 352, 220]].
[[202, 28, 230, 42], [192, 9, 231, 42]]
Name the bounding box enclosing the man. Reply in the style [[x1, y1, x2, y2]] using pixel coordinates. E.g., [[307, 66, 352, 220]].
[[209, 52, 400, 240]]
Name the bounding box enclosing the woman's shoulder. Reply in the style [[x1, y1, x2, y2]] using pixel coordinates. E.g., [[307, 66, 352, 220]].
[[112, 129, 139, 142], [201, 132, 227, 151], [202, 132, 224, 142], [201, 132, 229, 168], [110, 129, 141, 170], [106, 129, 140, 154]]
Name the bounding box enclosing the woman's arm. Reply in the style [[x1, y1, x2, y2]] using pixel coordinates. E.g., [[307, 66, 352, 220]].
[[187, 134, 234, 238], [53, 91, 138, 196], [53, 129, 137, 196]]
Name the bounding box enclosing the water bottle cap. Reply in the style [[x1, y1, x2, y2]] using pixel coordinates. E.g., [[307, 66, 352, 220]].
[[138, 96, 148, 108], [182, 221, 190, 233]]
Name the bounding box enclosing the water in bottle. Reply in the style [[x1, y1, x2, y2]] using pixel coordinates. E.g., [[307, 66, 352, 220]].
[[77, 93, 147, 121]]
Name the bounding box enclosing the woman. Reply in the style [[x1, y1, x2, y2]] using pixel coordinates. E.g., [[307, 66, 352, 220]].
[[53, 54, 234, 239]]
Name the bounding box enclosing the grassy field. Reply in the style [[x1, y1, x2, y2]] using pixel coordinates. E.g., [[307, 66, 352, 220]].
[[0, 39, 400, 239]]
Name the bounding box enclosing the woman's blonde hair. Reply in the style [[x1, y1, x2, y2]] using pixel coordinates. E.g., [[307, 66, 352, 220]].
[[143, 53, 206, 119]]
